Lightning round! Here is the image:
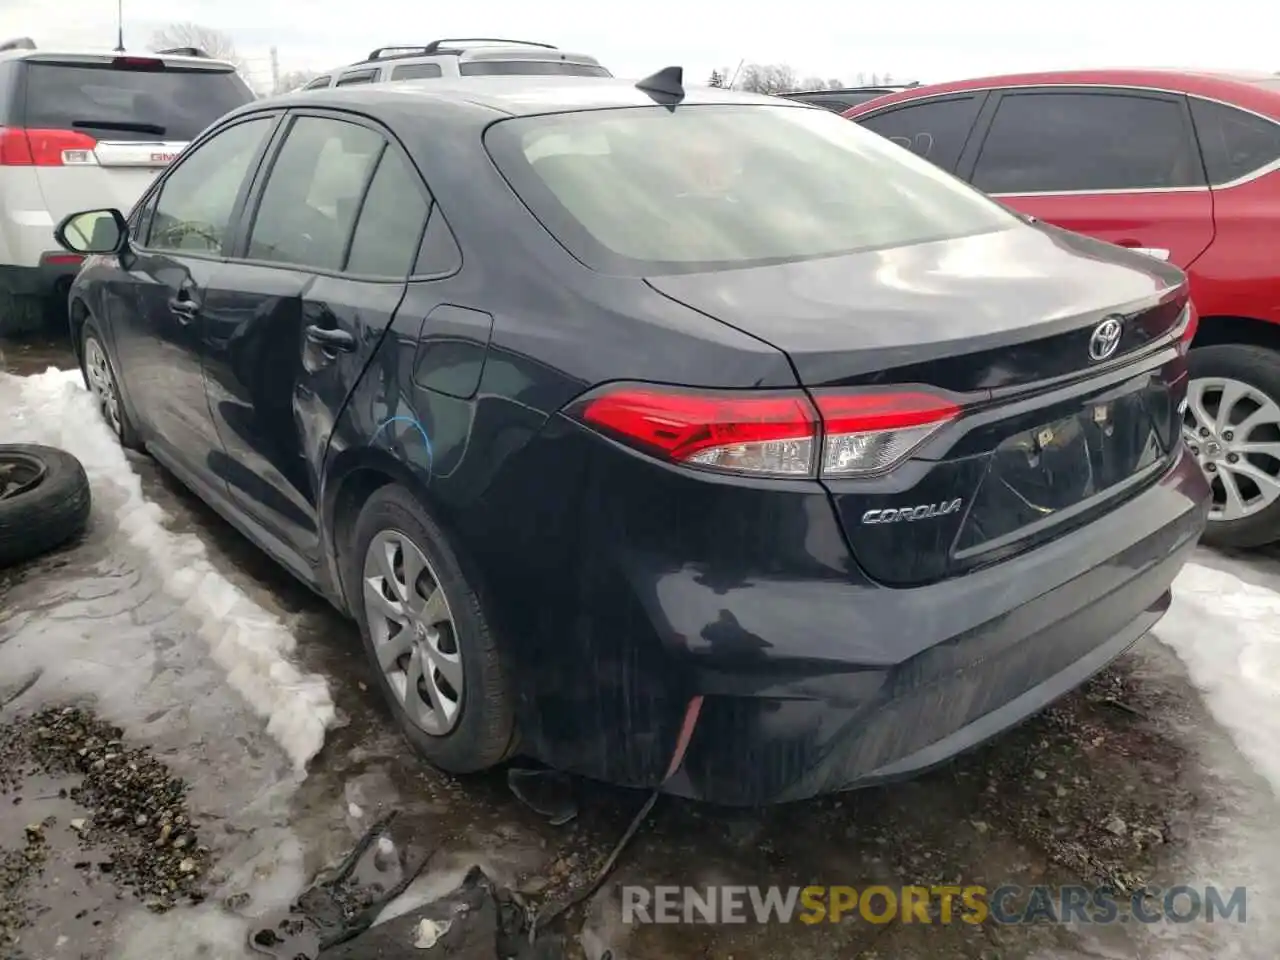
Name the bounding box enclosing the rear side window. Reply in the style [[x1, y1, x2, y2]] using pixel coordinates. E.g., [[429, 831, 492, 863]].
[[972, 91, 1203, 194], [459, 60, 610, 77], [149, 116, 273, 253], [346, 149, 431, 277], [335, 70, 377, 87], [247, 116, 383, 271], [859, 95, 983, 172], [1190, 98, 1280, 185], [486, 104, 1014, 275], [22, 61, 253, 141], [303, 75, 332, 90], [390, 63, 444, 80]]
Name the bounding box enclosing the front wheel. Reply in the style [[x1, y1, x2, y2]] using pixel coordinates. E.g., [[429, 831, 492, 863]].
[[1184, 343, 1280, 548], [348, 485, 516, 773]]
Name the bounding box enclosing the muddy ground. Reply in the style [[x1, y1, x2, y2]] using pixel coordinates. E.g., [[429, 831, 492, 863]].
[[2, 335, 1277, 960]]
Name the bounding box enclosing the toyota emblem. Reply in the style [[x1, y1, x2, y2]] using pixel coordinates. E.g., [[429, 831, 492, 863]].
[[1088, 317, 1123, 361]]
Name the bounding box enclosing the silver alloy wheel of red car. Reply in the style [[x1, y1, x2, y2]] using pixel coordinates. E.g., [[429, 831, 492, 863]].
[[361, 528, 464, 736], [1183, 376, 1280, 523]]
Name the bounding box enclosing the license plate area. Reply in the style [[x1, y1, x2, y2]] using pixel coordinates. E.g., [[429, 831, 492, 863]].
[[954, 387, 1172, 554]]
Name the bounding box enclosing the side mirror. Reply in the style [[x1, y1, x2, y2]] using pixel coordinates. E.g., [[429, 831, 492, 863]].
[[53, 208, 128, 256]]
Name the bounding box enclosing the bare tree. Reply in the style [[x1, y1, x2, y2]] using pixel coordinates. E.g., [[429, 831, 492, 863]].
[[708, 69, 725, 88], [149, 23, 245, 72], [275, 68, 321, 94], [798, 76, 826, 93], [737, 63, 800, 96], [826, 78, 844, 89]]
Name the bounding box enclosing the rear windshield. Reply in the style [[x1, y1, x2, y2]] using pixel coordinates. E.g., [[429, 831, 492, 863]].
[[486, 104, 1015, 275], [23, 61, 255, 141], [459, 60, 611, 77]]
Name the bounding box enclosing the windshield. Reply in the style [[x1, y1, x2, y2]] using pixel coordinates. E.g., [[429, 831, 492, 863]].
[[24, 62, 255, 141], [485, 104, 1016, 275]]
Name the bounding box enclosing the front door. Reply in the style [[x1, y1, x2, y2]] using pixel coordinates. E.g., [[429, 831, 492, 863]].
[[962, 88, 1215, 269], [201, 112, 432, 562], [110, 114, 278, 482]]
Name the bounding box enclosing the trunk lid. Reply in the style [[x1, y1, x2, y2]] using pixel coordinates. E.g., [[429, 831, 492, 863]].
[[647, 225, 1191, 585]]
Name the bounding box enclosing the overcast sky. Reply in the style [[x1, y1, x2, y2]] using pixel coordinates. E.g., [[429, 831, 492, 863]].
[[3, 0, 1276, 91]]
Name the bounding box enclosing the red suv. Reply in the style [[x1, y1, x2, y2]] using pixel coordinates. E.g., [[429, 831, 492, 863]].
[[845, 69, 1280, 547]]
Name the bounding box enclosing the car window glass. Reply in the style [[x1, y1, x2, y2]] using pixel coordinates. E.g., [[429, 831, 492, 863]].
[[148, 117, 273, 253], [247, 116, 383, 271], [485, 104, 1014, 275], [336, 70, 376, 86], [303, 75, 332, 90], [860, 96, 982, 171], [972, 92, 1203, 193], [1190, 98, 1280, 185], [459, 60, 610, 77], [22, 62, 253, 142], [415, 207, 462, 275], [390, 63, 443, 80], [345, 148, 430, 276]]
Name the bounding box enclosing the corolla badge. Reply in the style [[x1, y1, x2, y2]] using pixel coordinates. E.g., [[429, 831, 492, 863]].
[[861, 499, 963, 525], [1088, 316, 1124, 362]]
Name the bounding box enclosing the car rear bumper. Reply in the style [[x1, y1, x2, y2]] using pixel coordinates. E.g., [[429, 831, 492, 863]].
[[653, 448, 1208, 805]]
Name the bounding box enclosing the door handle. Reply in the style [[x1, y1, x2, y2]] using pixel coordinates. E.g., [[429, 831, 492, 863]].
[[304, 325, 356, 353], [167, 295, 199, 324]]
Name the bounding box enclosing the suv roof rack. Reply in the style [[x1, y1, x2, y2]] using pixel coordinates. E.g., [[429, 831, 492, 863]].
[[363, 38, 557, 62], [153, 46, 210, 58], [0, 37, 37, 53]]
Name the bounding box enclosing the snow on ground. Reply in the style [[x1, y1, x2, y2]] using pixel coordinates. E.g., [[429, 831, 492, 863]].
[[1159, 562, 1280, 798], [0, 366, 336, 769]]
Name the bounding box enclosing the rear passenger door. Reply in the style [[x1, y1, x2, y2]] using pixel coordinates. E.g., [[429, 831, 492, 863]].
[[200, 112, 431, 568], [856, 93, 988, 173], [961, 88, 1215, 269]]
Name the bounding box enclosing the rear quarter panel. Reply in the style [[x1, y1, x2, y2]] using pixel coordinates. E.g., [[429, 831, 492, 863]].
[[1190, 169, 1280, 324]]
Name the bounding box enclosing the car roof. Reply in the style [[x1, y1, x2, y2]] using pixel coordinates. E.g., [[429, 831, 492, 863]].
[[843, 67, 1280, 120], [258, 75, 793, 118]]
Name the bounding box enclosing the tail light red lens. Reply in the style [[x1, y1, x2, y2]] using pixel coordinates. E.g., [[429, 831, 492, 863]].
[[0, 128, 98, 166], [573, 385, 961, 479], [577, 388, 818, 476]]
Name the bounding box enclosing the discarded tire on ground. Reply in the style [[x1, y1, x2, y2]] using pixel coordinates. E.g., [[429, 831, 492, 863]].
[[0, 444, 91, 567]]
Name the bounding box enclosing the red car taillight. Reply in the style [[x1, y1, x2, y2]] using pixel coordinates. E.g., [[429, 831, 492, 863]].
[[0, 127, 98, 166], [573, 386, 960, 479]]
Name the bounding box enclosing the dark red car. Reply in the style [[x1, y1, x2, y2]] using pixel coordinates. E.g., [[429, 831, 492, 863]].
[[845, 69, 1280, 547]]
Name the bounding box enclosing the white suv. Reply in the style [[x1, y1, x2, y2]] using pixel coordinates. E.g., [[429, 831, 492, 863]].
[[301, 38, 610, 90], [0, 39, 254, 336]]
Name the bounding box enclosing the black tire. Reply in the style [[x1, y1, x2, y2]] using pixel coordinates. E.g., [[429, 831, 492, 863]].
[[1189, 343, 1280, 548], [81, 317, 142, 450], [0, 444, 92, 567], [0, 290, 46, 339], [348, 485, 516, 773]]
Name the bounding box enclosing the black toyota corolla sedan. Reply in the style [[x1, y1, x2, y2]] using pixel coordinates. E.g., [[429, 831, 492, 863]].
[[53, 71, 1210, 805]]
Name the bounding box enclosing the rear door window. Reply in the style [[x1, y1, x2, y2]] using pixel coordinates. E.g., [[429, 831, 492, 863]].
[[303, 75, 332, 90], [390, 63, 444, 80], [1189, 98, 1280, 185], [971, 91, 1203, 194], [459, 60, 610, 77], [345, 148, 431, 277], [859, 95, 984, 172], [22, 61, 253, 141], [246, 116, 384, 271], [335, 69, 378, 87]]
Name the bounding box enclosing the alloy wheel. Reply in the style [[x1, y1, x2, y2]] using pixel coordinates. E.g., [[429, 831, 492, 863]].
[[84, 337, 123, 439], [1182, 376, 1280, 522], [362, 529, 463, 736]]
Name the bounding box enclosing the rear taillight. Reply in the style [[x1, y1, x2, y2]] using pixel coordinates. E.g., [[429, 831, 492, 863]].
[[572, 385, 960, 479], [0, 127, 97, 166], [1172, 302, 1198, 355], [815, 392, 960, 477]]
